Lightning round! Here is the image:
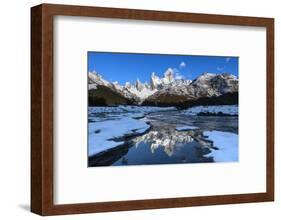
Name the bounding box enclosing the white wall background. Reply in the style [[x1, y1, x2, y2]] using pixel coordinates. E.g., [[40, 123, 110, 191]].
[[0, 0, 279, 219]]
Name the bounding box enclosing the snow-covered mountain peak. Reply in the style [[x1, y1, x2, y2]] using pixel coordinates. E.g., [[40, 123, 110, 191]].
[[150, 72, 161, 90], [163, 68, 174, 84], [196, 72, 216, 80], [192, 72, 220, 88], [150, 68, 179, 89], [135, 78, 144, 91], [112, 81, 123, 91], [88, 71, 110, 87], [88, 71, 100, 82], [219, 73, 238, 80], [194, 72, 237, 83], [124, 82, 132, 88]]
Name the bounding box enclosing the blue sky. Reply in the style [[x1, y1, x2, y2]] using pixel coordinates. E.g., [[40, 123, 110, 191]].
[[88, 52, 238, 85]]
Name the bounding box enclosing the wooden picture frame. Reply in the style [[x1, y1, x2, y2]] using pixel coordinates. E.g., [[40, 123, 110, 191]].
[[31, 3, 274, 216]]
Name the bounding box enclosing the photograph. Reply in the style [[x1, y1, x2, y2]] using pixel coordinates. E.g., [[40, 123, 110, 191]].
[[88, 52, 239, 167]]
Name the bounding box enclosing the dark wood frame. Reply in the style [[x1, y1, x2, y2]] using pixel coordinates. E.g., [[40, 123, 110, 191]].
[[31, 3, 274, 216]]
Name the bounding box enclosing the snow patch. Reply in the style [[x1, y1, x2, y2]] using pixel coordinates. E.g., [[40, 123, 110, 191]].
[[204, 130, 238, 162], [88, 117, 150, 156]]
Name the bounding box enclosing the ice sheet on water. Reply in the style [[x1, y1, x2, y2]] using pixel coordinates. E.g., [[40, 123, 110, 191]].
[[176, 125, 199, 131]]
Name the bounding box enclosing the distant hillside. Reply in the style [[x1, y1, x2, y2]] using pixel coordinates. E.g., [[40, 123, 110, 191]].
[[88, 85, 133, 106]]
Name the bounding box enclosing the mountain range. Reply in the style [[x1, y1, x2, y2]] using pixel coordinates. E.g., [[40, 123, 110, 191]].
[[88, 68, 238, 107]]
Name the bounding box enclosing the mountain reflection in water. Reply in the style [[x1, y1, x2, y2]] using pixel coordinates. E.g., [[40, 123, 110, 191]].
[[133, 129, 211, 156], [88, 128, 215, 166]]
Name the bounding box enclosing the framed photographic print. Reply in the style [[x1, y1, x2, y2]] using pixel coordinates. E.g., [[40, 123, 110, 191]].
[[31, 4, 274, 216], [87, 52, 239, 167]]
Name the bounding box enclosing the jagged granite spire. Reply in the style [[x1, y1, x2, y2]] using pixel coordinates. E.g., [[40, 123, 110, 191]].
[[135, 78, 144, 91]]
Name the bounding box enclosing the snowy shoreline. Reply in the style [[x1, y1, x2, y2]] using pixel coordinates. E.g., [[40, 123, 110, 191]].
[[204, 130, 238, 162], [88, 117, 151, 156]]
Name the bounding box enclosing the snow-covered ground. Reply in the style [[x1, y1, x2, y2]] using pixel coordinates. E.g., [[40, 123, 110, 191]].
[[88, 106, 176, 156], [182, 105, 238, 116], [204, 130, 238, 162], [88, 117, 150, 156]]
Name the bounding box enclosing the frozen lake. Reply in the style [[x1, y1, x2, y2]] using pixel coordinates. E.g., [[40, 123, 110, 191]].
[[88, 105, 238, 167]]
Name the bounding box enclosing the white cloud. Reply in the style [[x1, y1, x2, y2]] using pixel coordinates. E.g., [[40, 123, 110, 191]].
[[179, 61, 186, 68]]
